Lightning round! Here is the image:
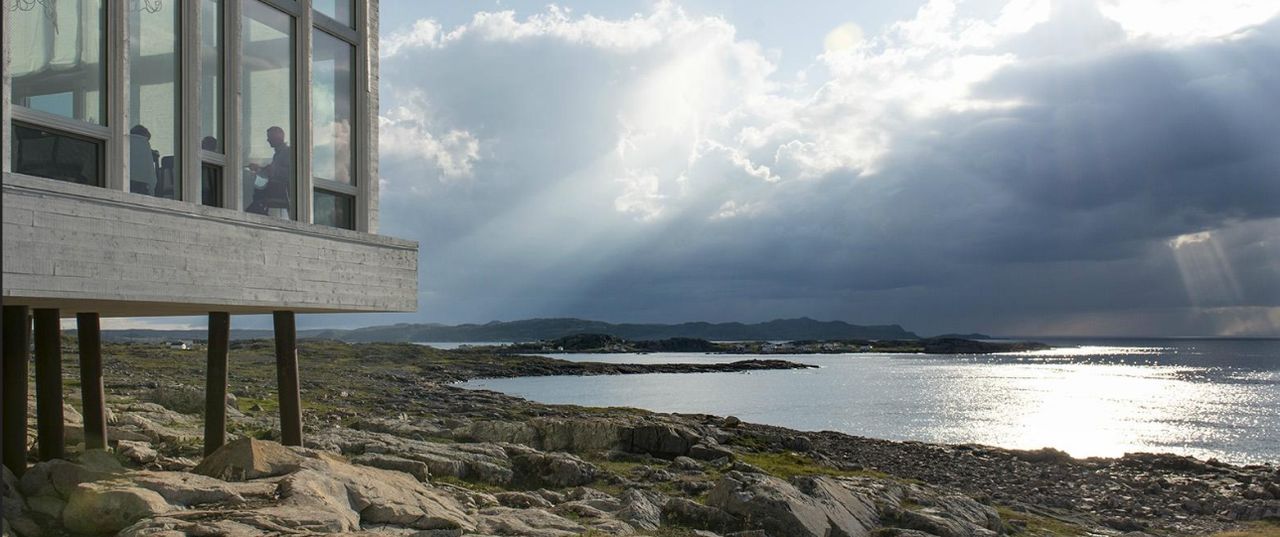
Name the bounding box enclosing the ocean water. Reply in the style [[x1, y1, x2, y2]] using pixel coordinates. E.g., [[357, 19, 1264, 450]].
[[457, 338, 1280, 465]]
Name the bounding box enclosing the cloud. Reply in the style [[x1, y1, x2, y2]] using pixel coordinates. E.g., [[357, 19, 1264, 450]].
[[371, 1, 1280, 336]]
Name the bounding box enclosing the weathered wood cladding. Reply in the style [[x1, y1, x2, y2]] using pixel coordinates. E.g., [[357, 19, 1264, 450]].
[[2, 173, 418, 316]]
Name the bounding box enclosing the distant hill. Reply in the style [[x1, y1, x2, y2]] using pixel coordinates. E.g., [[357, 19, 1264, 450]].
[[930, 333, 994, 340], [330, 318, 918, 342], [96, 317, 919, 343]]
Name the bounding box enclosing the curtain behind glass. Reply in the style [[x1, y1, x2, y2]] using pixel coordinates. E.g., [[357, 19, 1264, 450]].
[[9, 0, 105, 124]]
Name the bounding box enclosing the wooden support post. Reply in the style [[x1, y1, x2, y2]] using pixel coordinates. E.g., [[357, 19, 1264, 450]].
[[203, 312, 231, 456], [273, 311, 302, 446], [76, 313, 107, 451], [3, 306, 31, 476], [32, 309, 64, 461]]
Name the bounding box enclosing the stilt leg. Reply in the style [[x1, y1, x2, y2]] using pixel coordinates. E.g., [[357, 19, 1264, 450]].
[[273, 311, 302, 446], [33, 309, 64, 461], [2, 306, 31, 476], [76, 313, 107, 451], [203, 312, 231, 456]]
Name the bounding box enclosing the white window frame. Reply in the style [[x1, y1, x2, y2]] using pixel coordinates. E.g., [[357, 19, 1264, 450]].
[[1, 0, 375, 232]]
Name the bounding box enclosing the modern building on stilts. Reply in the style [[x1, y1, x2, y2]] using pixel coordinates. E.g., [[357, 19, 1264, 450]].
[[2, 0, 416, 477]]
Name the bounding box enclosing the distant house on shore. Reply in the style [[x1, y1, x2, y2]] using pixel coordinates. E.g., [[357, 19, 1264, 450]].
[[2, 0, 416, 476]]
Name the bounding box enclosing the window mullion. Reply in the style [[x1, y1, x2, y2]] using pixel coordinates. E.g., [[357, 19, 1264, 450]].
[[226, 0, 244, 210], [1, 0, 10, 174], [298, 1, 314, 225], [355, 0, 373, 233], [108, 0, 130, 192], [184, 1, 202, 203]]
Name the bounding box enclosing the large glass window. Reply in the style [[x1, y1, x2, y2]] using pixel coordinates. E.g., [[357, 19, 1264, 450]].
[[313, 0, 353, 27], [200, 0, 224, 153], [312, 30, 355, 186], [11, 123, 103, 186], [128, 2, 182, 199], [241, 0, 296, 219], [9, 0, 106, 124], [313, 190, 354, 229]]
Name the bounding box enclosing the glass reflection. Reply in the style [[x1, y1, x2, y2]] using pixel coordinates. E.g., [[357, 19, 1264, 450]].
[[9, 0, 106, 124], [128, 0, 182, 199], [241, 0, 295, 219], [312, 30, 355, 185], [313, 0, 353, 27], [313, 189, 354, 229], [200, 0, 224, 153]]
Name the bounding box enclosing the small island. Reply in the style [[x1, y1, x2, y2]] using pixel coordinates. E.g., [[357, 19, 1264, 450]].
[[463, 333, 1052, 355]]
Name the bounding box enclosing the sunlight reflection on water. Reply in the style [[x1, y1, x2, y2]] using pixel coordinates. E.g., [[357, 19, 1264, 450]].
[[459, 340, 1280, 464]]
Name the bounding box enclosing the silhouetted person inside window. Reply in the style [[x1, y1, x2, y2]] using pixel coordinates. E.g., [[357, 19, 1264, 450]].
[[246, 126, 292, 217], [128, 125, 158, 195]]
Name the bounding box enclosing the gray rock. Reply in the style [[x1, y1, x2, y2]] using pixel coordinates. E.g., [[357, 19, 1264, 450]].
[[783, 435, 813, 452], [128, 471, 247, 506], [3, 466, 43, 537], [300, 451, 475, 531], [888, 507, 998, 537], [145, 384, 237, 416], [495, 491, 554, 509], [620, 424, 701, 458], [475, 507, 586, 537], [617, 489, 663, 530], [192, 438, 305, 481], [690, 442, 734, 461], [663, 497, 739, 533], [706, 472, 879, 537], [116, 440, 159, 464], [62, 482, 173, 535], [351, 452, 432, 482], [507, 447, 598, 488], [672, 456, 703, 472], [454, 418, 622, 454]]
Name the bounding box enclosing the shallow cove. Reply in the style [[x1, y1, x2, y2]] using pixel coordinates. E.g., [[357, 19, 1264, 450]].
[[456, 338, 1280, 465]]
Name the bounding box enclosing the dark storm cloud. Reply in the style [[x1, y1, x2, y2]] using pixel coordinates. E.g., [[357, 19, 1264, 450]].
[[368, 6, 1280, 336]]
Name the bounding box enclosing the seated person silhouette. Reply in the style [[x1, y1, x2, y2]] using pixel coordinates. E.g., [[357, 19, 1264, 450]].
[[246, 126, 292, 217], [128, 125, 159, 195]]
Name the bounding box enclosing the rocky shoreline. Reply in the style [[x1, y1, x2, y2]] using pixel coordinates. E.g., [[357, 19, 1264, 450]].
[[3, 339, 1277, 537]]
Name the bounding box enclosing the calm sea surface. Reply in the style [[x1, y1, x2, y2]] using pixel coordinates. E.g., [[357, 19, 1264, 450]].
[[450, 339, 1280, 465]]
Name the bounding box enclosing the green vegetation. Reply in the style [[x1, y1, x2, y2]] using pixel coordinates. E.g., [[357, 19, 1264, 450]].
[[996, 507, 1087, 537], [738, 452, 892, 481], [1212, 522, 1280, 537]]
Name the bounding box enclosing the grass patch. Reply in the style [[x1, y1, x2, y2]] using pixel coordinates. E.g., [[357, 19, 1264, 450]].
[[738, 452, 892, 481], [1213, 522, 1280, 537], [996, 507, 1086, 537]]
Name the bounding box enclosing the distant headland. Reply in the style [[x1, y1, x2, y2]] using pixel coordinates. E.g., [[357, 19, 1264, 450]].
[[97, 317, 984, 343]]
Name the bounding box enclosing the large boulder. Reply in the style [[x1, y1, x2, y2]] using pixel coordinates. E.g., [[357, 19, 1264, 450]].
[[193, 438, 305, 481], [315, 455, 473, 530], [307, 428, 514, 485], [507, 447, 599, 488], [662, 497, 740, 533], [351, 453, 431, 483], [3, 466, 42, 537], [617, 488, 664, 530], [706, 472, 879, 537], [19, 454, 125, 520], [453, 418, 624, 454], [62, 482, 172, 535], [475, 507, 587, 537], [620, 424, 701, 458], [128, 471, 247, 507]]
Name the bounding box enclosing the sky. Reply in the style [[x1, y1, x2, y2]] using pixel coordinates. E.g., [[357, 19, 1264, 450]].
[[131, 0, 1280, 337]]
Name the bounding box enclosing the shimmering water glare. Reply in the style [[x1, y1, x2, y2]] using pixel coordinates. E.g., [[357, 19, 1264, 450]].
[[456, 339, 1280, 465]]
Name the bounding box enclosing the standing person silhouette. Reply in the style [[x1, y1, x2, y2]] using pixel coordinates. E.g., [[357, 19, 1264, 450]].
[[246, 126, 292, 217]]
